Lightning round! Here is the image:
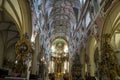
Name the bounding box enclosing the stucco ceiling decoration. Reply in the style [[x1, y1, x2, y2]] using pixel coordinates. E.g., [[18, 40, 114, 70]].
[[47, 0, 78, 39]]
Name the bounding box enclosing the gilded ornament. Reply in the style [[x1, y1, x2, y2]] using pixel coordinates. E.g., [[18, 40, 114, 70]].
[[15, 37, 31, 56]]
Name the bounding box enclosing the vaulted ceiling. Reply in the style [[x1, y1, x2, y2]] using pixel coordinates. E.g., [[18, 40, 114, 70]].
[[46, 0, 81, 40], [0, 0, 32, 36], [45, 0, 83, 55], [30, 0, 85, 55], [0, 9, 20, 55]]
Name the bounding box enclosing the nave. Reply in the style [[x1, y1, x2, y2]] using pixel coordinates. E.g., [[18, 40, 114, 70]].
[[0, 0, 120, 80]]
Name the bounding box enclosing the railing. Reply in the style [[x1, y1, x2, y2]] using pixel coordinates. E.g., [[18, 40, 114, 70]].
[[4, 77, 27, 80]]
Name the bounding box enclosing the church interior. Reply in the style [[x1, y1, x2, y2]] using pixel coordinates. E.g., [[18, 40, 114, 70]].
[[0, 0, 120, 80]]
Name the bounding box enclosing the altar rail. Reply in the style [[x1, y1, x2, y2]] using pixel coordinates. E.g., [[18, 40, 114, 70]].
[[4, 77, 27, 80]]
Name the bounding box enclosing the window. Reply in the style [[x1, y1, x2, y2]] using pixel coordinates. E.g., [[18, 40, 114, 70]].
[[85, 11, 91, 27], [79, 0, 85, 4], [79, 0, 86, 6]]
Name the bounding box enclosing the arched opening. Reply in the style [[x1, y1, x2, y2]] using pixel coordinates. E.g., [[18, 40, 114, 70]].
[[110, 27, 120, 76], [100, 1, 120, 79], [48, 38, 69, 79]]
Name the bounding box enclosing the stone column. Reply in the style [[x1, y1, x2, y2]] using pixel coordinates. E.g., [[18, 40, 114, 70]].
[[31, 35, 39, 74], [80, 48, 85, 80]]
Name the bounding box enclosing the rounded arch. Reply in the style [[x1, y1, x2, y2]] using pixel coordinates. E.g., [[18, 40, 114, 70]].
[[101, 0, 120, 65], [101, 1, 120, 51], [102, 0, 120, 37], [101, 0, 120, 67], [100, 1, 120, 79], [50, 38, 68, 53], [50, 36, 69, 47], [51, 37, 68, 44]]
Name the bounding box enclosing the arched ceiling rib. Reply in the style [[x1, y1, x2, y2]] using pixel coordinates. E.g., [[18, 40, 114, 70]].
[[0, 22, 20, 49], [0, 9, 20, 49], [46, 0, 80, 40], [0, 0, 32, 36]]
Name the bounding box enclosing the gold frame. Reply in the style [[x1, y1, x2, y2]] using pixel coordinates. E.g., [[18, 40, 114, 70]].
[[15, 37, 31, 56]]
